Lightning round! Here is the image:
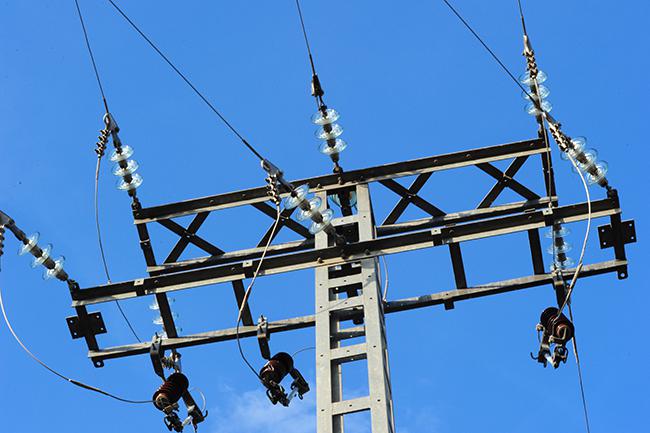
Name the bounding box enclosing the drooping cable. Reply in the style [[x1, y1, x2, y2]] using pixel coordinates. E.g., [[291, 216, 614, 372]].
[[235, 204, 282, 379], [93, 160, 111, 282], [292, 346, 316, 358], [75, 0, 143, 343], [567, 304, 592, 433], [557, 153, 591, 315], [442, 0, 593, 291], [0, 271, 150, 404], [94, 158, 142, 343], [94, 159, 142, 343], [105, 0, 265, 162], [514, 5, 592, 430]]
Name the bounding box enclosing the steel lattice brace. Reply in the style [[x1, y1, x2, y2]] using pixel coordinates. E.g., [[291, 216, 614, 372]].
[[61, 137, 636, 433]]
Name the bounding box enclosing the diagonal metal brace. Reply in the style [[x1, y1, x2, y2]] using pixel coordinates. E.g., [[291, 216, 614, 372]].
[[476, 157, 540, 208], [158, 218, 224, 257], [380, 178, 445, 218]]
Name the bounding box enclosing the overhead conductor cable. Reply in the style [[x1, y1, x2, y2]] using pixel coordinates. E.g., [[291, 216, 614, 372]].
[[0, 213, 149, 404], [105, 0, 344, 244], [74, 0, 143, 342], [294, 0, 356, 214]]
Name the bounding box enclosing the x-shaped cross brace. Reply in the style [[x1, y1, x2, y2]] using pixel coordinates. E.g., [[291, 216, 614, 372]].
[[476, 156, 540, 209], [380, 174, 445, 225]]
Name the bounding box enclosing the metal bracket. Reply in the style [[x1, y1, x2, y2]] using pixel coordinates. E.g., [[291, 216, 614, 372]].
[[66, 312, 106, 340], [150, 335, 166, 380], [599, 220, 636, 249], [257, 315, 271, 360]]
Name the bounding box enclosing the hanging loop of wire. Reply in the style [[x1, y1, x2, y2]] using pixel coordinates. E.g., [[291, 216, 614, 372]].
[[0, 274, 150, 404], [567, 304, 592, 433], [235, 204, 282, 379], [75, 0, 143, 343]]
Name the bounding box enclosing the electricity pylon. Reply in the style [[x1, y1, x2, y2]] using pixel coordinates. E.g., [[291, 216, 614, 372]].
[[65, 136, 635, 432]]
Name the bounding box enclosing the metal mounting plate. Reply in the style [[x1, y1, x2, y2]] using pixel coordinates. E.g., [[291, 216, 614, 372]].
[[598, 220, 637, 249], [66, 312, 107, 340]]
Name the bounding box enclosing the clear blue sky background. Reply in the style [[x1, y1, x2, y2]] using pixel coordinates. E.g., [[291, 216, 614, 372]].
[[0, 1, 647, 432]]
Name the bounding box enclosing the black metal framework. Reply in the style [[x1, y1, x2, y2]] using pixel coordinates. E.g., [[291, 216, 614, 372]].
[[64, 137, 635, 367]]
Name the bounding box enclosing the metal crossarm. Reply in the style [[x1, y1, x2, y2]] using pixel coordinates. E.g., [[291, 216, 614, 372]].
[[60, 137, 635, 433], [70, 196, 622, 307], [85, 259, 627, 363], [132, 139, 546, 223]]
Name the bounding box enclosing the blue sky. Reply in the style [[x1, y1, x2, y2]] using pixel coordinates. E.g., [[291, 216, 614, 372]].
[[0, 1, 647, 432]]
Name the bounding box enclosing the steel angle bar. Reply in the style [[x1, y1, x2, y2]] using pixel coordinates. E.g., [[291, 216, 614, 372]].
[[133, 139, 545, 223], [88, 314, 315, 362], [85, 259, 626, 364], [148, 238, 314, 276], [152, 197, 554, 277], [377, 197, 555, 237], [386, 259, 628, 313], [72, 198, 618, 307], [78, 198, 619, 305]]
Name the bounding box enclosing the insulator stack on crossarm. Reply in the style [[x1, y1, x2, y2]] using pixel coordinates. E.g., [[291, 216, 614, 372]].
[[547, 123, 610, 189], [261, 159, 345, 244], [17, 232, 68, 281], [102, 114, 144, 198], [313, 107, 347, 171], [520, 37, 552, 117], [546, 223, 573, 271], [150, 298, 182, 338], [520, 33, 610, 189], [0, 210, 75, 286], [284, 184, 339, 240]]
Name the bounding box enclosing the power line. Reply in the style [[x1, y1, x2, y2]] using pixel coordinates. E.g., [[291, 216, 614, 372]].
[[105, 0, 265, 162], [74, 0, 109, 113], [568, 304, 592, 433], [516, 0, 528, 35], [0, 271, 150, 404], [439, 0, 535, 101], [442, 2, 594, 430], [75, 0, 143, 343], [294, 0, 327, 111], [94, 157, 143, 343], [295, 0, 318, 78], [235, 204, 282, 379]]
